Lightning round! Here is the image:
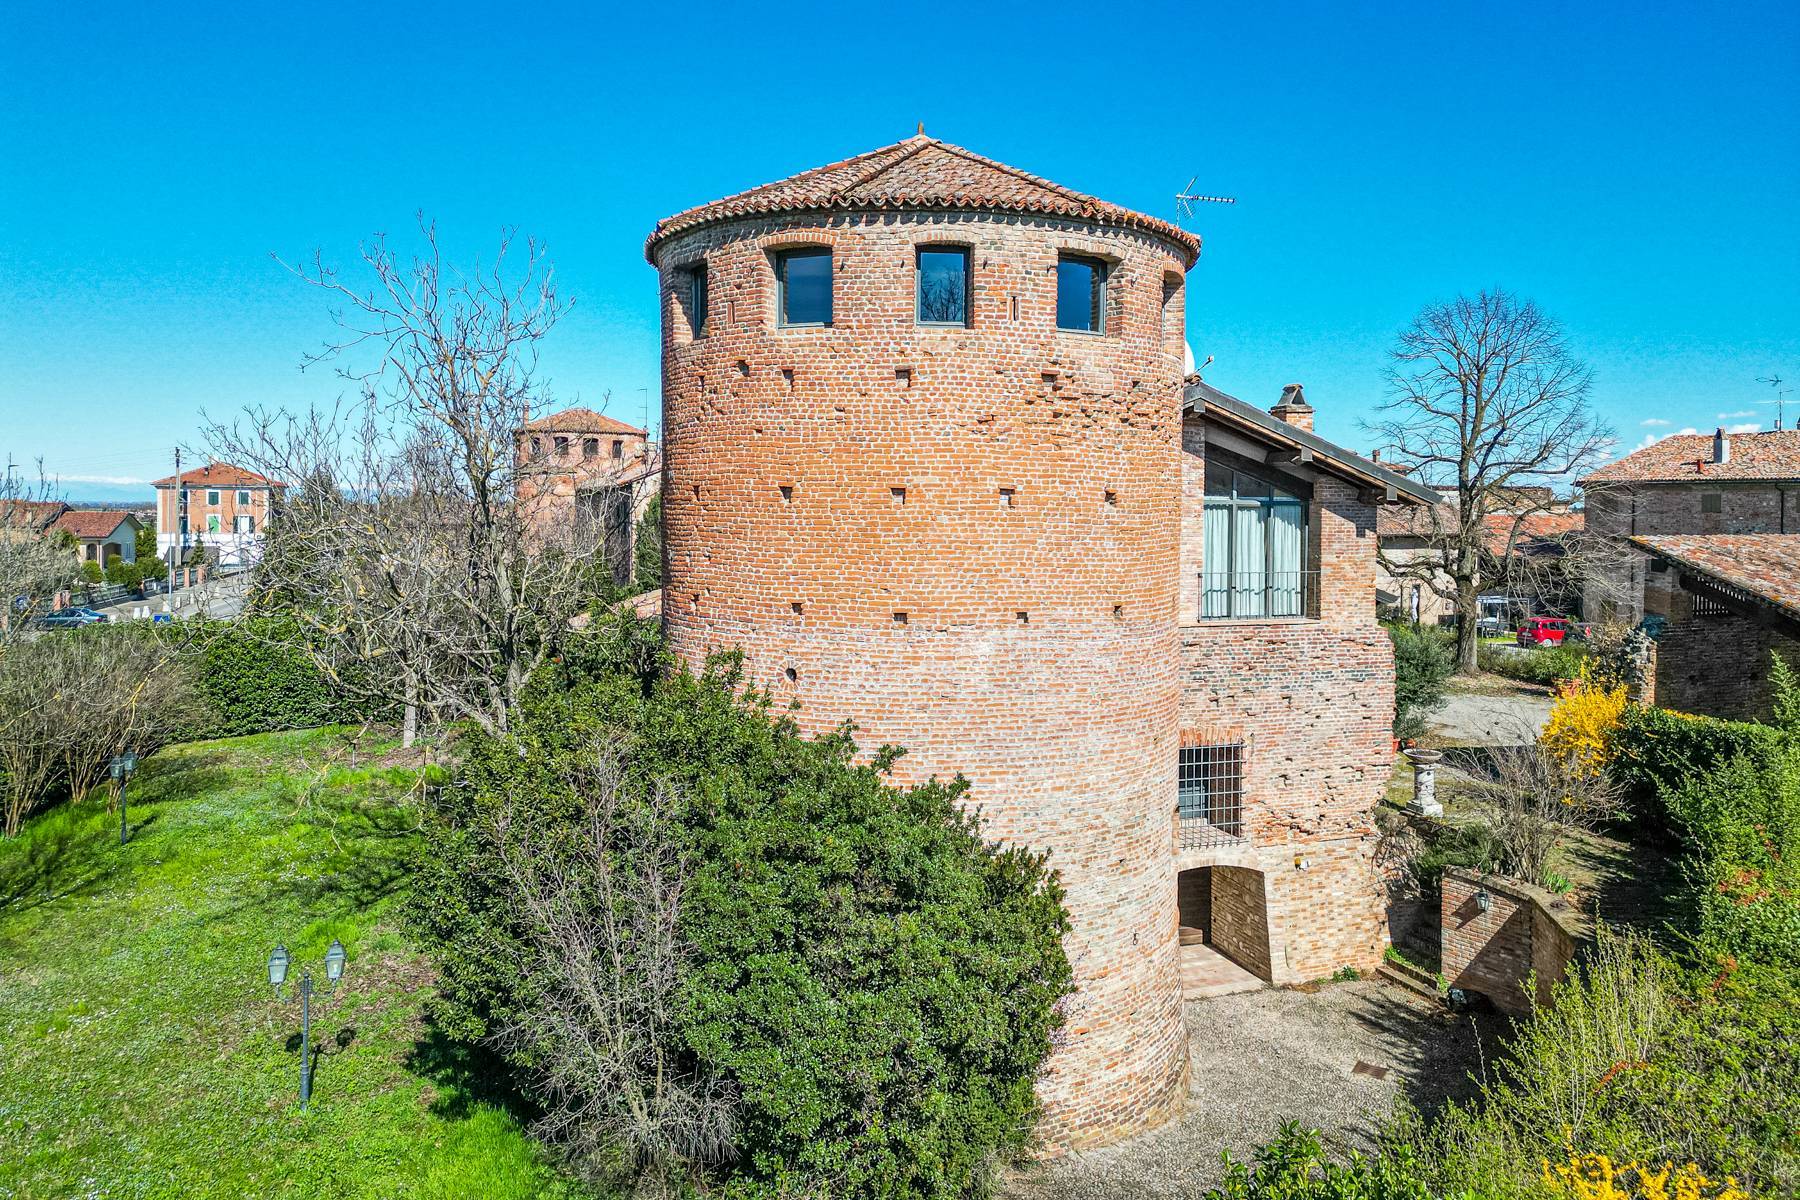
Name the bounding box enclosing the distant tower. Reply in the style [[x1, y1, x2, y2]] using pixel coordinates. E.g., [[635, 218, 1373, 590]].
[[647, 136, 1199, 1147]]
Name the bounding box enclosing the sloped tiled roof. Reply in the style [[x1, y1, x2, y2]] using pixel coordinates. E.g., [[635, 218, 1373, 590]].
[[0, 499, 69, 532], [151, 463, 284, 489], [50, 510, 139, 540], [1376, 502, 1581, 552], [520, 407, 646, 436], [646, 135, 1201, 266], [1632, 534, 1800, 622], [1582, 429, 1800, 484]]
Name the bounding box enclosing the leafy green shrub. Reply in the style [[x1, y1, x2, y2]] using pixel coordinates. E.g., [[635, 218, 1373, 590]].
[[1477, 641, 1587, 687], [1407, 820, 1499, 901], [1388, 623, 1454, 740], [168, 617, 352, 739], [412, 642, 1073, 1197], [1205, 1121, 1460, 1199], [1608, 704, 1784, 843], [632, 491, 662, 594], [79, 560, 102, 584]]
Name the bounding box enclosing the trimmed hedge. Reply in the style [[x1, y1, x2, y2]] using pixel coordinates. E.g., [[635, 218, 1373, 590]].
[[1609, 704, 1785, 844], [169, 617, 357, 740]]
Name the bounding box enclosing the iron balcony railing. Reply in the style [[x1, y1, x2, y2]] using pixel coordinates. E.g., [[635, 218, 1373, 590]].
[[1199, 568, 1320, 621]]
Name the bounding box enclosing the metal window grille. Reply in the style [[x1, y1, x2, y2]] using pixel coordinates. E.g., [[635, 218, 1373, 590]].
[[1177, 742, 1245, 849]]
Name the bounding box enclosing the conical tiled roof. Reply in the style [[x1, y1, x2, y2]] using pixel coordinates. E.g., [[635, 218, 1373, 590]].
[[645, 135, 1200, 266]]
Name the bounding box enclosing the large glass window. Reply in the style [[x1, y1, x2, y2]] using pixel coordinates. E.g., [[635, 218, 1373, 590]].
[[1056, 254, 1105, 332], [777, 248, 832, 327], [1201, 463, 1308, 618], [916, 246, 969, 326]]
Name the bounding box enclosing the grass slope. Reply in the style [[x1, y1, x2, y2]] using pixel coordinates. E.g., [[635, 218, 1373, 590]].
[[0, 729, 579, 1199]]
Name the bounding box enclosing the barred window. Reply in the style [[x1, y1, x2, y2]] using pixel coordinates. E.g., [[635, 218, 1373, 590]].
[[1177, 741, 1244, 848]]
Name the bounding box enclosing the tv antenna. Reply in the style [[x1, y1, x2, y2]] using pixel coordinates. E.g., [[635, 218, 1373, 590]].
[[1175, 176, 1236, 224], [1756, 374, 1791, 430]]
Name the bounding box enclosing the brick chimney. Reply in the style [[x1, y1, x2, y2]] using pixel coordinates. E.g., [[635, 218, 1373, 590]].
[[1713, 426, 1731, 465], [1270, 383, 1314, 433]]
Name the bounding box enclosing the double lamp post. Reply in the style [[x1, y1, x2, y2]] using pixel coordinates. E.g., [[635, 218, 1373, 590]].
[[266, 939, 348, 1110]]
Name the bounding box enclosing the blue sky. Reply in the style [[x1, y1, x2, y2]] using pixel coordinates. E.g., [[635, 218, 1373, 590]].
[[3, 1, 1796, 501]]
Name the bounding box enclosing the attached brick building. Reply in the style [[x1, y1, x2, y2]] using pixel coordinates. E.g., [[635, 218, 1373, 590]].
[[1581, 426, 1800, 623], [644, 136, 1438, 1149]]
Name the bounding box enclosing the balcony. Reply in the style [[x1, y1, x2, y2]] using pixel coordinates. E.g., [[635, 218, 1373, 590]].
[[1198, 568, 1319, 621]]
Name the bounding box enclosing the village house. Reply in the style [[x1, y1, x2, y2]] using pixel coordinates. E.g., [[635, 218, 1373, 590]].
[[152, 463, 285, 569], [643, 134, 1439, 1148], [515, 407, 660, 584], [1376, 487, 1583, 629], [0, 500, 140, 569], [1581, 426, 1800, 624]]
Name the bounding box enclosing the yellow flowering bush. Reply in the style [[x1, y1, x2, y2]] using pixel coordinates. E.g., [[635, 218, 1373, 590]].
[[1542, 1149, 1748, 1200], [1541, 669, 1628, 781]]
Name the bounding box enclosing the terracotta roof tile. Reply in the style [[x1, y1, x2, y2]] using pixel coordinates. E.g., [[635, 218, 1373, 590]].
[[519, 407, 647, 436], [0, 499, 70, 532], [1582, 429, 1800, 484], [645, 135, 1200, 266], [151, 463, 284, 489], [50, 510, 138, 539], [1631, 534, 1800, 619]]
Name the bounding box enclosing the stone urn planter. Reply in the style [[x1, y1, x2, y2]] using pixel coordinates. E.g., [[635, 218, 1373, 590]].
[[1403, 747, 1445, 818]]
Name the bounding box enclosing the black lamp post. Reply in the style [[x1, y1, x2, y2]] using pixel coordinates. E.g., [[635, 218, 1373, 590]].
[[109, 751, 139, 846], [267, 939, 348, 1110]]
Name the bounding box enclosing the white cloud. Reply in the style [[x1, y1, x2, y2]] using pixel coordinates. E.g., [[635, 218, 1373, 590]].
[[1726, 422, 1762, 434], [1632, 426, 1701, 451], [1718, 410, 1757, 419], [1639, 417, 1672, 427], [58, 474, 150, 486]]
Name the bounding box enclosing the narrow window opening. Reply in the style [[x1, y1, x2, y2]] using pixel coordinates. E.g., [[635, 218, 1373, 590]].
[[892, 611, 908, 625], [890, 486, 906, 505], [1104, 489, 1118, 507], [791, 601, 804, 615], [999, 487, 1016, 507], [691, 484, 702, 501], [781, 368, 795, 387], [1009, 295, 1019, 321], [1055, 253, 1107, 332], [776, 247, 833, 327], [916, 246, 970, 326], [611, 439, 623, 460], [784, 666, 798, 683], [734, 359, 750, 376], [895, 367, 912, 387], [779, 485, 794, 503], [1015, 611, 1029, 625], [685, 263, 708, 337], [1113, 603, 1125, 618]]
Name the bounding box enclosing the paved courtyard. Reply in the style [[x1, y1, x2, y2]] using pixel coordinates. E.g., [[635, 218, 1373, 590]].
[[1006, 980, 1496, 1200]]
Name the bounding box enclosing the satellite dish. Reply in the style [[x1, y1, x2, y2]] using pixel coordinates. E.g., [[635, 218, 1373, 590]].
[[1183, 341, 1196, 375]]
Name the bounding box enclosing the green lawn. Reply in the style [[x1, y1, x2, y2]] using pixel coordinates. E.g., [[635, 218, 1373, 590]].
[[0, 729, 580, 1199]]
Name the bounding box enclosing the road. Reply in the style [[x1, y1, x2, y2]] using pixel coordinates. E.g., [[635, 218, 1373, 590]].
[[93, 572, 251, 623]]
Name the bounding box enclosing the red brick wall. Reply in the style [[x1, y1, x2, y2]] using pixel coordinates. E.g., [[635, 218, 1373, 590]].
[[1209, 866, 1271, 977], [653, 207, 1193, 1148], [1441, 867, 1575, 1016], [1648, 606, 1800, 721]]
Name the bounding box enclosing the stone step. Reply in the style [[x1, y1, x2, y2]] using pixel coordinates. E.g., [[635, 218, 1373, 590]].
[[1377, 962, 1442, 1003]]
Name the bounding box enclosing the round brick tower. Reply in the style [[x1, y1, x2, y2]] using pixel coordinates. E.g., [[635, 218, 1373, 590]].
[[647, 136, 1198, 1148]]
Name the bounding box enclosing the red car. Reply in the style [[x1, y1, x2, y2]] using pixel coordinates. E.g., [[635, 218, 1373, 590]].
[[1516, 617, 1571, 647]]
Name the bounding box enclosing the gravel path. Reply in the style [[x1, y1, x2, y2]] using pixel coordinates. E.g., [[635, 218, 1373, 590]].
[[1005, 981, 1493, 1199], [1426, 688, 1552, 746]]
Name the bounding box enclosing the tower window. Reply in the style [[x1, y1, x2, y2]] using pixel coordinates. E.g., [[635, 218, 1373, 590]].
[[776, 248, 833, 327], [1701, 492, 1722, 514], [612, 439, 623, 460], [583, 437, 599, 459], [916, 246, 970, 326], [1056, 254, 1106, 332], [685, 263, 708, 337]]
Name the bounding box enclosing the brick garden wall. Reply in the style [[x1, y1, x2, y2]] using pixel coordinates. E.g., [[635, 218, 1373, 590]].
[[653, 206, 1194, 1149], [1649, 608, 1800, 721], [1441, 867, 1577, 1016]]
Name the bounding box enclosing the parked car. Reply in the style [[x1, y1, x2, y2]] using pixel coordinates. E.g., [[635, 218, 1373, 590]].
[[1516, 616, 1571, 647], [29, 606, 108, 629]]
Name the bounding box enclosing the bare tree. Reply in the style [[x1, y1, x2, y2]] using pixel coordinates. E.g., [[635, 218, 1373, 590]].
[[1370, 290, 1614, 673], [491, 742, 736, 1188], [205, 220, 605, 745], [1467, 739, 1623, 886], [0, 461, 76, 640]]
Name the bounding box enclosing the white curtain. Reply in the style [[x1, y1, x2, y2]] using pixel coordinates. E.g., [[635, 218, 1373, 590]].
[[1232, 502, 1266, 617], [1202, 503, 1232, 617], [1268, 501, 1304, 616]]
